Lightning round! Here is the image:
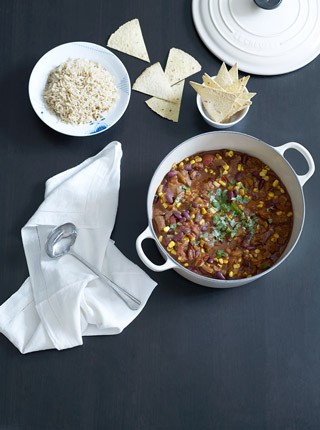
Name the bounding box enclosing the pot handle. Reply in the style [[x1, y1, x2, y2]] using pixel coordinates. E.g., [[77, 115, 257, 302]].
[[274, 142, 315, 187], [136, 226, 177, 272]]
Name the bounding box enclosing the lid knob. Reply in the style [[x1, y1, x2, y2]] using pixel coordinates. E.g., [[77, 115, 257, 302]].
[[253, 0, 282, 10]]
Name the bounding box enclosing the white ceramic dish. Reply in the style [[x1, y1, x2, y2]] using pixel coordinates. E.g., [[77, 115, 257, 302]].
[[192, 0, 320, 76], [196, 77, 249, 129], [136, 131, 315, 288], [28, 42, 131, 137]]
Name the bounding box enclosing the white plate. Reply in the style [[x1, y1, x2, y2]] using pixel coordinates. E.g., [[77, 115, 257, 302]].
[[28, 42, 131, 136], [192, 0, 320, 75]]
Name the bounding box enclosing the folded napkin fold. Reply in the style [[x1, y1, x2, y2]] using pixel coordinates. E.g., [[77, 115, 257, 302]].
[[0, 142, 157, 353]]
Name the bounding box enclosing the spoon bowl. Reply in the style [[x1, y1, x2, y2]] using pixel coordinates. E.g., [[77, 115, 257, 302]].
[[45, 223, 141, 310]]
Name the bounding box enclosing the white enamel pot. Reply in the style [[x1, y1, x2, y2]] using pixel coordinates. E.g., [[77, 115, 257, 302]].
[[136, 132, 315, 288]]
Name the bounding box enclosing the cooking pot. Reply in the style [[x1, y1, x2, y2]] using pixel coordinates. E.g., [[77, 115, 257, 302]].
[[136, 132, 315, 288]]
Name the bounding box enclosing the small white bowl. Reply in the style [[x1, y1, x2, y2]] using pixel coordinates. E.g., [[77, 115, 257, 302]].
[[28, 42, 131, 137], [196, 79, 250, 129]]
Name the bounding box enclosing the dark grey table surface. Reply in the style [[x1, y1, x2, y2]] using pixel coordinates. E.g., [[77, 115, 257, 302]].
[[0, 1, 319, 429]]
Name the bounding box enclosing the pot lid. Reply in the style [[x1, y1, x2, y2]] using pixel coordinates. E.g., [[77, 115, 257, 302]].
[[192, 0, 320, 75]]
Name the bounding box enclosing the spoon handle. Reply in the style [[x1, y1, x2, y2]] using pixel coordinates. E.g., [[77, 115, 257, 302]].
[[68, 250, 141, 311]]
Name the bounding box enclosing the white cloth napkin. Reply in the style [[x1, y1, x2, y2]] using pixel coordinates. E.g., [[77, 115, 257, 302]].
[[0, 141, 157, 353]]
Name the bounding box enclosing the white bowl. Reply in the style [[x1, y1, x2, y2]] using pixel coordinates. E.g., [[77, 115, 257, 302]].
[[28, 42, 131, 137], [196, 77, 250, 129]]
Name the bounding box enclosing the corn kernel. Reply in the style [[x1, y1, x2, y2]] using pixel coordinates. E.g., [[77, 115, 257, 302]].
[[238, 258, 242, 263], [191, 214, 195, 219], [287, 211, 293, 217], [209, 207, 217, 214], [199, 219, 205, 226], [176, 202, 181, 208], [237, 164, 243, 172], [257, 201, 264, 208], [254, 249, 260, 254], [223, 164, 230, 170], [259, 169, 267, 177], [216, 154, 222, 159], [171, 163, 177, 170], [162, 203, 168, 208], [209, 169, 214, 174], [178, 256, 182, 261], [201, 208, 207, 215], [219, 180, 226, 187], [213, 181, 221, 188], [268, 192, 275, 198], [276, 211, 282, 216], [218, 258, 224, 265], [218, 264, 223, 268], [239, 188, 245, 196], [229, 271, 234, 278], [264, 176, 269, 181], [204, 168, 208, 173], [184, 157, 189, 162], [201, 248, 205, 253], [223, 259, 228, 264], [184, 263, 189, 267], [280, 187, 285, 193], [238, 204, 243, 210], [170, 249, 176, 255], [222, 170, 228, 176], [183, 237, 189, 243], [168, 241, 175, 249], [272, 179, 279, 187], [190, 159, 195, 165], [195, 156, 202, 162], [226, 150, 234, 157], [253, 187, 259, 192], [178, 162, 184, 169], [163, 226, 170, 232], [274, 233, 279, 239], [233, 264, 240, 269], [158, 192, 164, 197]]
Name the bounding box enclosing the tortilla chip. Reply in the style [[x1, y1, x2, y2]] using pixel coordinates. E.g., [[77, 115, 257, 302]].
[[132, 62, 176, 102], [214, 62, 233, 87], [224, 76, 250, 95], [190, 81, 237, 123], [164, 48, 201, 85], [237, 92, 256, 102], [146, 80, 184, 122], [107, 18, 150, 62], [202, 74, 226, 92], [228, 63, 239, 83], [225, 100, 252, 121]]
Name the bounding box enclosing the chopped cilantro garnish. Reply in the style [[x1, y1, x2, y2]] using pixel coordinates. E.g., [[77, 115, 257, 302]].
[[216, 250, 226, 258]]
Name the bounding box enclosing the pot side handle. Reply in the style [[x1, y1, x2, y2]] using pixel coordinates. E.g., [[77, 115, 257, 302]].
[[275, 142, 315, 187], [136, 226, 176, 272]]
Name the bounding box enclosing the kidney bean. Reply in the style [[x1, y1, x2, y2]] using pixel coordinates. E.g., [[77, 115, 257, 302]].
[[181, 227, 191, 233], [192, 202, 199, 208], [235, 172, 243, 181], [165, 189, 174, 203], [184, 163, 192, 171], [207, 258, 214, 264], [258, 178, 265, 190], [167, 170, 178, 178], [182, 210, 190, 220], [173, 211, 182, 219], [162, 236, 171, 247], [195, 213, 202, 223], [161, 178, 168, 185], [227, 190, 234, 202], [174, 231, 184, 241], [214, 271, 226, 280], [201, 225, 207, 232], [242, 154, 248, 164]]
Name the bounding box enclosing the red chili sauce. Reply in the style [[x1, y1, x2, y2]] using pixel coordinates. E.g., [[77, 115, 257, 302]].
[[152, 150, 293, 280]]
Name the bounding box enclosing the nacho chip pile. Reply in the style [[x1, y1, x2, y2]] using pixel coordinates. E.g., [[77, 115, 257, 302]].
[[107, 19, 201, 122], [190, 63, 256, 124]]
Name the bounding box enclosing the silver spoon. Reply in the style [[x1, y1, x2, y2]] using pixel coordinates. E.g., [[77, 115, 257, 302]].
[[45, 223, 141, 311]]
